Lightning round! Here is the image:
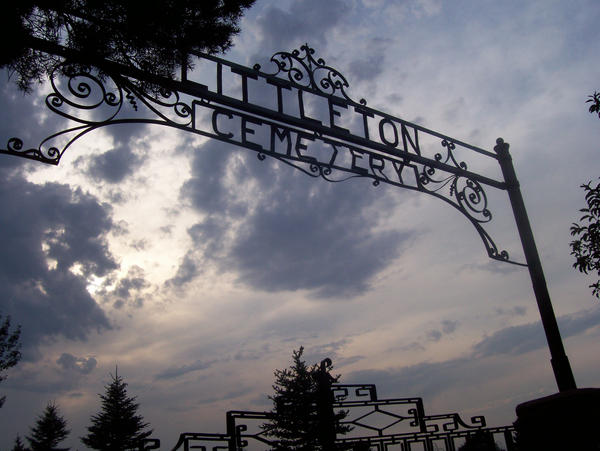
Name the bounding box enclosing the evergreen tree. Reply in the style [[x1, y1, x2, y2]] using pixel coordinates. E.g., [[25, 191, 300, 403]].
[[263, 347, 351, 450], [11, 435, 27, 451], [81, 370, 152, 450], [27, 402, 70, 451], [1, 314, 21, 408], [0, 0, 256, 93], [458, 431, 502, 451]]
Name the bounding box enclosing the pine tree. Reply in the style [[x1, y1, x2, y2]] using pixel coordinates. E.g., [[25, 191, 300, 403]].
[[81, 369, 152, 450], [458, 431, 502, 451], [263, 347, 351, 450], [27, 402, 70, 451], [1, 0, 256, 93], [11, 435, 27, 451], [1, 315, 21, 408]]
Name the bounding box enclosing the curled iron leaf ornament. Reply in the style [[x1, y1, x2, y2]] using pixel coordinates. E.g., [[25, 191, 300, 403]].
[[255, 44, 367, 105], [0, 45, 522, 265]]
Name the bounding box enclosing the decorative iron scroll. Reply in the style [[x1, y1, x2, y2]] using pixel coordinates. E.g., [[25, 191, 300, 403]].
[[138, 381, 516, 451], [253, 43, 367, 105], [0, 45, 525, 265]]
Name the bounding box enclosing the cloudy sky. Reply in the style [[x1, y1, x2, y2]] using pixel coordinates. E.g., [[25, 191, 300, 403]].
[[2, 0, 600, 449]]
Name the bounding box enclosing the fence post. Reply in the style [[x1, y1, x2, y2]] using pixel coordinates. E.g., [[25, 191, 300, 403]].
[[315, 358, 337, 449], [226, 412, 237, 451]]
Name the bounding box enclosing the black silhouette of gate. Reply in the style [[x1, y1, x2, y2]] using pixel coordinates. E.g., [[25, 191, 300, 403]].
[[139, 381, 516, 450], [1, 43, 578, 393]]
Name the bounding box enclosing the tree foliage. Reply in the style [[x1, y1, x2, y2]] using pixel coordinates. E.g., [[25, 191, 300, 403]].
[[570, 178, 600, 297], [263, 347, 351, 450], [81, 370, 152, 450], [457, 431, 502, 451], [0, 0, 256, 92], [0, 315, 21, 408], [11, 435, 27, 451], [570, 91, 600, 298], [587, 91, 600, 118], [27, 402, 70, 451]]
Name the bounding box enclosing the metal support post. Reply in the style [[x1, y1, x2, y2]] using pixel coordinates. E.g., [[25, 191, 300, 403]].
[[226, 412, 237, 451], [315, 359, 337, 449], [494, 138, 576, 392]]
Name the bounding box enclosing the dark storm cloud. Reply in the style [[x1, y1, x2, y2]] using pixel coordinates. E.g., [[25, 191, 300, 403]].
[[86, 145, 142, 183], [175, 37, 416, 298], [0, 167, 116, 358], [166, 251, 201, 288], [166, 215, 234, 289], [102, 265, 151, 309], [473, 308, 600, 358], [256, 0, 351, 50], [227, 187, 411, 298], [79, 122, 149, 183], [176, 132, 414, 298], [472, 322, 545, 358], [56, 353, 97, 374], [113, 266, 149, 299], [348, 38, 391, 82], [180, 141, 249, 216], [348, 54, 385, 82]]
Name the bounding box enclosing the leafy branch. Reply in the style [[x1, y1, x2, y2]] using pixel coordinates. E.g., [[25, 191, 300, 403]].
[[570, 179, 600, 297]]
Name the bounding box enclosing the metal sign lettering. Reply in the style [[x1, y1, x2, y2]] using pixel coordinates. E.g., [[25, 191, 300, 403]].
[[2, 43, 580, 391], [1, 44, 519, 264]]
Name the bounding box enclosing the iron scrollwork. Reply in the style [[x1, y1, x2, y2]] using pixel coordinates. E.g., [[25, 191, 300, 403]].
[[147, 372, 516, 450], [419, 139, 512, 263], [3, 62, 194, 165], [0, 45, 523, 266], [254, 43, 367, 105]]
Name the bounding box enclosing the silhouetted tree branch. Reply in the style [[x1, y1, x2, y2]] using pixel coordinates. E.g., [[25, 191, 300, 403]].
[[587, 91, 600, 118], [457, 431, 502, 451], [0, 0, 255, 93], [11, 435, 27, 451], [571, 178, 600, 298], [570, 92, 600, 298], [0, 315, 21, 408]]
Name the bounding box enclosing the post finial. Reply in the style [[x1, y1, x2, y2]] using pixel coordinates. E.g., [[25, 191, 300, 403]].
[[494, 137, 509, 155]]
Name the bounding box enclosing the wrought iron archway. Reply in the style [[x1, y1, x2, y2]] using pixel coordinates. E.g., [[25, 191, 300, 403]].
[[137, 359, 517, 451], [1, 44, 576, 392]]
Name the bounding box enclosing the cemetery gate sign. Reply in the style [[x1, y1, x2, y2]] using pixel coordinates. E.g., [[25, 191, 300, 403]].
[[0, 44, 577, 392]]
